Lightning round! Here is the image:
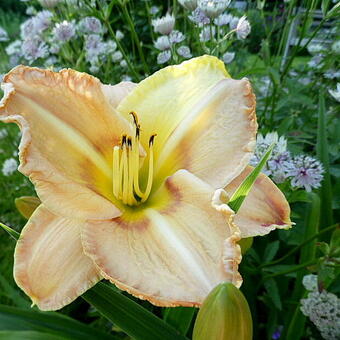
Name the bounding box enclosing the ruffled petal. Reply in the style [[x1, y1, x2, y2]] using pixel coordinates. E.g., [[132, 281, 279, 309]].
[[14, 205, 101, 311], [116, 55, 229, 155], [225, 166, 292, 237], [82, 170, 242, 307], [0, 66, 135, 219], [155, 77, 257, 188]]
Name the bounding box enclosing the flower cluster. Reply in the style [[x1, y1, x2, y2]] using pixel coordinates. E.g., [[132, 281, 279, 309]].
[[3, 7, 125, 76], [300, 290, 340, 340], [2, 158, 18, 176], [250, 132, 324, 191], [152, 13, 192, 64]]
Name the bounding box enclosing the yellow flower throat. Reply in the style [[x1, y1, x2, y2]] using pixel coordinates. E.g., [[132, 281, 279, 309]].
[[112, 112, 156, 206]]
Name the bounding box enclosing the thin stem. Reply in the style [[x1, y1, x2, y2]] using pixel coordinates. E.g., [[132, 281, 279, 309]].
[[97, 0, 140, 80], [263, 259, 317, 280], [120, 3, 150, 75], [260, 224, 338, 268]]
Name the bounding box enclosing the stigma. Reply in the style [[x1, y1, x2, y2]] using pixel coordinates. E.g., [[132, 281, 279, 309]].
[[112, 112, 156, 206]]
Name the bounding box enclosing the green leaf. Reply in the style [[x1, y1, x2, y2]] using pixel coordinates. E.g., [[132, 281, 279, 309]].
[[316, 93, 333, 231], [228, 144, 274, 213], [163, 307, 196, 336], [0, 304, 116, 340], [0, 330, 67, 340], [263, 241, 280, 262], [0, 222, 19, 240], [82, 282, 188, 340], [264, 278, 282, 310]]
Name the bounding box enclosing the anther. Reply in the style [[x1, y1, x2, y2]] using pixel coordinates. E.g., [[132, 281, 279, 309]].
[[149, 134, 157, 146], [129, 111, 139, 127], [121, 134, 127, 146]]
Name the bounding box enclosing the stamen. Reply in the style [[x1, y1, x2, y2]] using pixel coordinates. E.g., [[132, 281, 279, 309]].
[[121, 142, 129, 204], [112, 112, 156, 206], [112, 146, 120, 198], [129, 111, 139, 127], [127, 138, 137, 205], [141, 134, 156, 202]]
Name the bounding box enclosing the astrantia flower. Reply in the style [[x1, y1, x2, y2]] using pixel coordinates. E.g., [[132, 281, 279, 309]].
[[214, 13, 233, 26], [250, 132, 291, 183], [301, 290, 340, 340], [34, 10, 53, 32], [0, 56, 291, 310], [177, 45, 192, 59], [198, 0, 231, 19], [285, 155, 324, 192], [222, 51, 235, 64], [112, 51, 123, 62], [78, 17, 102, 34], [331, 40, 340, 55], [152, 14, 175, 35], [52, 21, 76, 42], [2, 158, 18, 176], [200, 26, 216, 42], [154, 36, 171, 51], [178, 0, 198, 11], [84, 34, 106, 63], [169, 30, 185, 44], [22, 38, 49, 63], [302, 274, 318, 292], [307, 42, 324, 54], [236, 16, 251, 39], [157, 50, 171, 64], [308, 55, 324, 69], [189, 7, 210, 25], [0, 27, 9, 42], [329, 83, 340, 102], [115, 30, 124, 40]]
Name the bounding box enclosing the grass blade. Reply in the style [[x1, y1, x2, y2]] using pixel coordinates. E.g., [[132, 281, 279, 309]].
[[83, 282, 188, 340], [228, 144, 275, 212], [316, 93, 333, 231], [0, 222, 19, 240]]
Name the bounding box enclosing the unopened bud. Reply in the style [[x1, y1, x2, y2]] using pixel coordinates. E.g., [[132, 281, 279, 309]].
[[15, 196, 41, 219], [193, 283, 252, 340]]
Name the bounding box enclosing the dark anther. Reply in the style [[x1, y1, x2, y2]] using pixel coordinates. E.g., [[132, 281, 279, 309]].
[[129, 111, 139, 127], [149, 134, 157, 146], [121, 135, 127, 146], [127, 137, 132, 148]]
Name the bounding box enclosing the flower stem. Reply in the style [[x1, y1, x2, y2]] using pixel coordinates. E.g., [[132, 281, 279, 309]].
[[120, 3, 150, 75]]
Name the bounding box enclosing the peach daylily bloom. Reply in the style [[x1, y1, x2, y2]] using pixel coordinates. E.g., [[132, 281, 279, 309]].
[[0, 56, 291, 311]]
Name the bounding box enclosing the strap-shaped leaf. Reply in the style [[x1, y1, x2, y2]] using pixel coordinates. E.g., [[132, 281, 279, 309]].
[[228, 144, 275, 213], [0, 304, 116, 340], [163, 307, 196, 335], [83, 282, 188, 340], [0, 222, 19, 240], [0, 330, 67, 340]]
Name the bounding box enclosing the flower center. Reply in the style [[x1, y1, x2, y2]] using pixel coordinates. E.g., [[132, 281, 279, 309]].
[[112, 112, 156, 206]]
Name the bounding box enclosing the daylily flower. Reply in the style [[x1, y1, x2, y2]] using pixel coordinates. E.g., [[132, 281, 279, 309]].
[[0, 56, 291, 311]]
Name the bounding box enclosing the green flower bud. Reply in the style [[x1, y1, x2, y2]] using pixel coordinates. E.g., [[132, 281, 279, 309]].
[[239, 237, 253, 255], [15, 196, 41, 219], [193, 283, 252, 340]]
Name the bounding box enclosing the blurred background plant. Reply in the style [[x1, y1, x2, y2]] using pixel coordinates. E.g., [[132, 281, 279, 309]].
[[0, 0, 339, 340]]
